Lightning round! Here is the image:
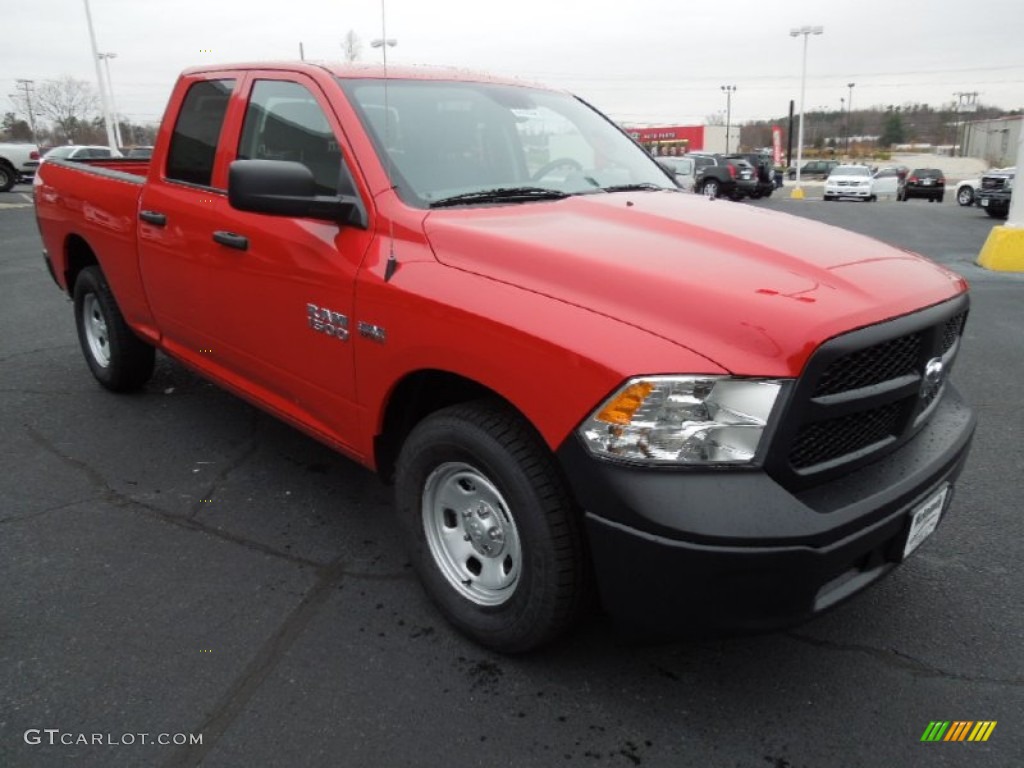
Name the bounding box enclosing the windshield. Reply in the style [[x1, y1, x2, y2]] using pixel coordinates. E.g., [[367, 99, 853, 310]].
[[832, 165, 870, 176], [339, 78, 673, 206], [44, 146, 75, 159]]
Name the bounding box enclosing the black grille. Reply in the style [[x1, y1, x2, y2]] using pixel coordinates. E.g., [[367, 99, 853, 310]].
[[981, 176, 1007, 190], [814, 333, 921, 396], [766, 297, 969, 491], [789, 402, 902, 469], [941, 312, 966, 353]]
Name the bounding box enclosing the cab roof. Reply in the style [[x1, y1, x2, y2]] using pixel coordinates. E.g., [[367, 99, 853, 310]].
[[180, 60, 552, 90]]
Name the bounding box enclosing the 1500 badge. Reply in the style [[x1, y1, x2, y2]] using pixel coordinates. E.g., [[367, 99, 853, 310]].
[[307, 303, 349, 340]]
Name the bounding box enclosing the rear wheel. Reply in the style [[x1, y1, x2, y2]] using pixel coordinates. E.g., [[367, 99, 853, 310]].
[[394, 401, 587, 653], [0, 163, 16, 192], [702, 179, 720, 199], [73, 266, 155, 392]]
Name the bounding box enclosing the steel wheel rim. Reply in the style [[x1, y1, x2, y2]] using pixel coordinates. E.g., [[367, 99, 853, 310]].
[[958, 188, 972, 205], [421, 461, 522, 606], [704, 182, 717, 198], [82, 293, 111, 367]]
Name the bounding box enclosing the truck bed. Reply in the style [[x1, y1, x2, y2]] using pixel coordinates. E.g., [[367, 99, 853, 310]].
[[34, 157, 154, 332]]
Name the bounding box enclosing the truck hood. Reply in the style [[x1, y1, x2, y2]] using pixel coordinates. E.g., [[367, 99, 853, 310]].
[[421, 191, 966, 376]]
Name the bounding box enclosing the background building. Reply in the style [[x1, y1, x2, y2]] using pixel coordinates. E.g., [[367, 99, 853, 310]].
[[962, 115, 1022, 167], [626, 125, 727, 155]]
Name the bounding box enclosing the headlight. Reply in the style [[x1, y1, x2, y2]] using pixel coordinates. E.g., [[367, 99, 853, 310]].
[[1006, 177, 1014, 191], [578, 376, 787, 465]]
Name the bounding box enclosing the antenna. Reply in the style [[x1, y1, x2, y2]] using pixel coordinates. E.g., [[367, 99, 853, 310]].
[[370, 1, 400, 282]]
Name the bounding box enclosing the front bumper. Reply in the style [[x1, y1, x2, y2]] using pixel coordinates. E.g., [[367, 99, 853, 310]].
[[977, 191, 1011, 212], [826, 184, 872, 198], [557, 386, 975, 637]]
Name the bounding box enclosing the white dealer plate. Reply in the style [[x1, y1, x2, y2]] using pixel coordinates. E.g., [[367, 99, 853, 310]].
[[981, 198, 990, 207], [903, 484, 950, 558]]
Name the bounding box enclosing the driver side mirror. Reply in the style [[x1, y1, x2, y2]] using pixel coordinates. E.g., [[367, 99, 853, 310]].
[[228, 159, 366, 228]]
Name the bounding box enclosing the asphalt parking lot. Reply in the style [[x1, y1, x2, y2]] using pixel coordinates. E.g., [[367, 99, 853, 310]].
[[2, 184, 1022, 768]]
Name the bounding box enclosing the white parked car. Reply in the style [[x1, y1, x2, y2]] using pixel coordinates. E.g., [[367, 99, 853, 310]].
[[656, 155, 697, 191], [824, 164, 876, 202], [42, 145, 123, 162]]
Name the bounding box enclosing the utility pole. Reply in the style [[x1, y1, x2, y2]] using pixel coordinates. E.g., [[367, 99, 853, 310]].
[[846, 82, 855, 153], [721, 85, 736, 153], [15, 79, 38, 144], [82, 0, 117, 149], [953, 91, 979, 157]]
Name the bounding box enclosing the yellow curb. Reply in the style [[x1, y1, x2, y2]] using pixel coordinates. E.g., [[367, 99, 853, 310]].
[[977, 226, 1024, 272], [789, 187, 806, 200]]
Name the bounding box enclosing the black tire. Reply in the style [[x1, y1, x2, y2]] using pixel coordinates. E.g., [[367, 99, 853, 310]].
[[73, 266, 155, 392], [0, 163, 16, 193], [985, 208, 1007, 219], [394, 400, 586, 653], [823, 194, 833, 202], [702, 179, 720, 199], [937, 195, 944, 204], [957, 187, 974, 206]]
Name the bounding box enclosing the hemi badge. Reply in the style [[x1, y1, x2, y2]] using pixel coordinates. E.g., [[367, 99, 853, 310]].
[[358, 322, 387, 344]]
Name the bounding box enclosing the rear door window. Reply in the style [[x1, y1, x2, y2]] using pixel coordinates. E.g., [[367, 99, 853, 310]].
[[166, 79, 235, 187]]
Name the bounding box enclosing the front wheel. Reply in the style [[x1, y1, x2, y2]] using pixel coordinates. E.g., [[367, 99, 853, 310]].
[[73, 266, 155, 391], [957, 187, 974, 206], [394, 401, 586, 653]]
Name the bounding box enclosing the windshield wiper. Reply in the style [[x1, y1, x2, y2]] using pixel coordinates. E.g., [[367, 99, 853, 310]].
[[428, 187, 569, 208], [600, 182, 671, 193]]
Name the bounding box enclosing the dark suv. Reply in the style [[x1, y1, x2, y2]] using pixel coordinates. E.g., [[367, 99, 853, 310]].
[[692, 154, 759, 200], [975, 168, 1014, 218], [899, 168, 946, 203], [723, 153, 775, 198]]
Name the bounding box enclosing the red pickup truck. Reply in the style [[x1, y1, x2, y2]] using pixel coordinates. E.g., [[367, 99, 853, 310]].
[[34, 63, 976, 652]]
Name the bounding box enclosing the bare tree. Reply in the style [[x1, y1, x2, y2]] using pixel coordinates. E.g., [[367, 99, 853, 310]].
[[705, 112, 726, 126], [32, 76, 100, 143], [342, 29, 362, 62]]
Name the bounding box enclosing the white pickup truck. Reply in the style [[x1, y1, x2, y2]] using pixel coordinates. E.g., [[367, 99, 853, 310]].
[[0, 142, 41, 191]]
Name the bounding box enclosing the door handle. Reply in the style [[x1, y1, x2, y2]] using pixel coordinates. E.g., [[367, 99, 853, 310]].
[[212, 231, 248, 251], [139, 210, 167, 226]]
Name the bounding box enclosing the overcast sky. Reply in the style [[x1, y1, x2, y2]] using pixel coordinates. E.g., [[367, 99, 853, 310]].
[[5, 0, 1023, 129]]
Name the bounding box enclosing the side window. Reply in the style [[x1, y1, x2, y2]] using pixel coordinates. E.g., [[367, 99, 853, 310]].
[[238, 80, 350, 196], [166, 79, 235, 187]]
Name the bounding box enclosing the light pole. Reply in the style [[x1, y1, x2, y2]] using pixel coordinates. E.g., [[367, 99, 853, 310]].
[[846, 82, 855, 154], [82, 0, 117, 149], [789, 25, 823, 199], [98, 52, 123, 148], [721, 85, 736, 153]]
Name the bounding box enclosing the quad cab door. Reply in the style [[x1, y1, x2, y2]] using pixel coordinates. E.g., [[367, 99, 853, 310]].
[[140, 71, 375, 456]]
